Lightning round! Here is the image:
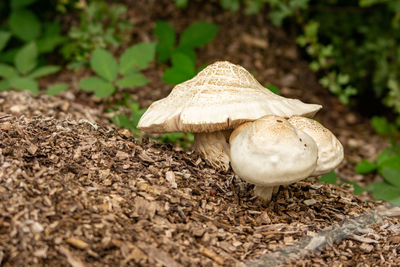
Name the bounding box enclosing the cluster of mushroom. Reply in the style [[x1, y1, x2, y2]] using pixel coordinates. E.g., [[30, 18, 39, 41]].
[[138, 61, 344, 202]]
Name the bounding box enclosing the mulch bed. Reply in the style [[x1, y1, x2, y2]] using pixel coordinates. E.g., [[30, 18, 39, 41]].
[[0, 92, 399, 266]]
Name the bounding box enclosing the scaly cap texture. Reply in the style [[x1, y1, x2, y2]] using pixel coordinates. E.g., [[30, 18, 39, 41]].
[[138, 61, 322, 133]]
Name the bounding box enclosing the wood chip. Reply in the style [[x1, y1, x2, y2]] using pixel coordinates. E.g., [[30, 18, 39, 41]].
[[65, 237, 89, 249], [59, 246, 86, 267], [200, 247, 225, 265], [360, 243, 374, 253], [118, 129, 131, 138], [304, 199, 317, 206], [121, 245, 147, 265], [139, 151, 155, 163], [350, 234, 379, 244], [241, 33, 268, 48], [165, 171, 177, 188], [116, 150, 129, 160], [137, 243, 183, 267]]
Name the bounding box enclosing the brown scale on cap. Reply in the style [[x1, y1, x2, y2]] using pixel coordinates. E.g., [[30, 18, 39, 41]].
[[288, 116, 344, 176]]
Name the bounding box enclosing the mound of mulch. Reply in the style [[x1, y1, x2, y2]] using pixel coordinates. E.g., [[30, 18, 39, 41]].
[[0, 92, 399, 266]]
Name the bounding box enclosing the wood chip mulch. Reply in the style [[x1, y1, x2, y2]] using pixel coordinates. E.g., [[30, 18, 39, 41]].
[[1, 92, 399, 266]]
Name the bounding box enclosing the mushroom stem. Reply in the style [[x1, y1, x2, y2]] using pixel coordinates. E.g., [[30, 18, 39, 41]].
[[254, 185, 275, 203], [272, 185, 280, 195], [193, 130, 232, 171]]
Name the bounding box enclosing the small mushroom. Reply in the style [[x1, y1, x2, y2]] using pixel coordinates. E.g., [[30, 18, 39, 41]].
[[287, 116, 344, 176], [138, 61, 322, 171], [230, 115, 318, 202]]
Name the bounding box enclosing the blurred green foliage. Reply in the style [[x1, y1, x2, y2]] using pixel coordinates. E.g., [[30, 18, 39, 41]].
[[370, 116, 400, 137], [297, 1, 400, 115], [0, 0, 67, 63], [179, 0, 400, 121], [0, 0, 67, 93], [78, 42, 156, 98], [154, 20, 218, 85], [355, 141, 400, 205], [60, 1, 133, 69], [0, 42, 61, 93]]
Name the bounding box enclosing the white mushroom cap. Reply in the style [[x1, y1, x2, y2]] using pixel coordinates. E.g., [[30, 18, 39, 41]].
[[138, 61, 322, 133], [287, 116, 344, 176], [229, 115, 318, 186]]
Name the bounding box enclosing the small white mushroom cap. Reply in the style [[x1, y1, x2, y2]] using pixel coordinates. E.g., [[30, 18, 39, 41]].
[[288, 116, 344, 176], [230, 115, 318, 187], [137, 61, 322, 133]]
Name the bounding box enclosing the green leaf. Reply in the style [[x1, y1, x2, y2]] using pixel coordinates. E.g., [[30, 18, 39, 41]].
[[45, 83, 68, 96], [265, 84, 280, 95], [310, 61, 320, 71], [381, 167, 400, 188], [0, 48, 18, 64], [116, 73, 148, 88], [37, 35, 67, 54], [174, 0, 188, 8], [220, 0, 240, 11], [376, 148, 394, 166], [90, 48, 118, 82], [319, 170, 337, 184], [9, 9, 41, 41], [154, 20, 176, 49], [378, 154, 400, 170], [179, 22, 218, 48], [355, 160, 377, 174], [154, 21, 175, 62], [162, 53, 196, 85], [0, 80, 11, 91], [371, 116, 397, 135], [114, 113, 134, 130], [172, 52, 195, 73], [14, 42, 38, 75], [296, 35, 308, 47], [161, 132, 186, 143], [0, 64, 17, 79], [28, 65, 60, 79], [367, 182, 400, 205], [163, 68, 192, 85], [337, 73, 350, 85], [173, 46, 196, 62], [0, 31, 12, 52], [119, 42, 156, 74], [78, 77, 115, 98], [11, 0, 36, 9], [359, 0, 380, 7], [9, 77, 39, 93]]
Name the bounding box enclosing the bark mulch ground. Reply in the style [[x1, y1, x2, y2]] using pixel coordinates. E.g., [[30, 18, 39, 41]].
[[0, 92, 399, 266]]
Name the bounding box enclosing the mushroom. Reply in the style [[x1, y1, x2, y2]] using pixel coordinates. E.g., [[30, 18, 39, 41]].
[[287, 116, 344, 176], [138, 61, 322, 171], [229, 115, 319, 202]]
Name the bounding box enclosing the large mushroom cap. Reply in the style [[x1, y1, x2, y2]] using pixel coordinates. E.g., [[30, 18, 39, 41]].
[[229, 115, 318, 186], [288, 116, 344, 176], [138, 61, 322, 133]]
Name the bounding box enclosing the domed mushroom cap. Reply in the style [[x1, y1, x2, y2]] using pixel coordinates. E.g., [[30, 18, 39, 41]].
[[138, 61, 322, 133], [288, 116, 344, 176], [229, 115, 318, 186]]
